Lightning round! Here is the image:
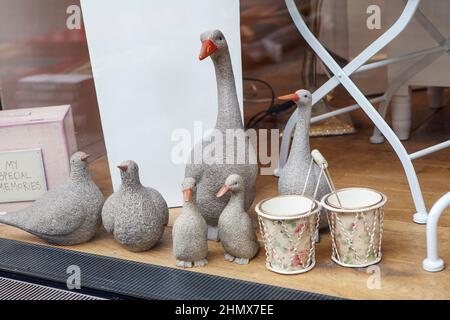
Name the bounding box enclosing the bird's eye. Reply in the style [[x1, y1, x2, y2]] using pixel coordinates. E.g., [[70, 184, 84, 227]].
[[304, 95, 308, 98], [218, 36, 223, 41]]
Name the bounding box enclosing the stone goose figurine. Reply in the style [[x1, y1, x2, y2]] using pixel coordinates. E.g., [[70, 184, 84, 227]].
[[102, 160, 168, 252], [216, 174, 259, 264], [185, 29, 258, 241], [278, 89, 331, 229], [0, 152, 104, 245], [172, 177, 208, 268]]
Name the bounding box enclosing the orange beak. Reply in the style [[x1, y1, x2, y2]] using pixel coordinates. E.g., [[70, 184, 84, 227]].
[[183, 189, 193, 202], [117, 164, 128, 172], [80, 154, 90, 161], [278, 93, 300, 102], [199, 39, 218, 60], [216, 185, 230, 198]]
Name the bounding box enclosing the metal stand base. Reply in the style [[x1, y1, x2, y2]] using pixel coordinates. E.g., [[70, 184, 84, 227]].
[[422, 192, 450, 272]]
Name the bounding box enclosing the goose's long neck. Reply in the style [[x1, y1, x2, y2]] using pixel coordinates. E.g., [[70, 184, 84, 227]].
[[212, 52, 243, 131], [184, 191, 201, 215], [290, 107, 312, 163], [184, 201, 198, 213], [227, 190, 245, 209]]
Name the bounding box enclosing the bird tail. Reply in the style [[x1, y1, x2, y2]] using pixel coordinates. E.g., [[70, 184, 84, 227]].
[[0, 212, 24, 229]]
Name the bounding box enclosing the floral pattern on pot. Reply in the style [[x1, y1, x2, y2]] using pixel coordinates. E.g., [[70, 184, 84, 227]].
[[328, 208, 383, 266], [259, 213, 318, 273]]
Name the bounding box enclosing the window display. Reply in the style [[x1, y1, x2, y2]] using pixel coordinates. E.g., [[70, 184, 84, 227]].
[[0, 0, 449, 305]]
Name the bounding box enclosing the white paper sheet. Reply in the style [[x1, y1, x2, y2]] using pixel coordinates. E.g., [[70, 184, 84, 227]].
[[81, 0, 243, 207]]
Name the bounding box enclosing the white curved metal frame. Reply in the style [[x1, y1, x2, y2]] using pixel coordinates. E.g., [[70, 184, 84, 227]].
[[423, 192, 450, 272], [279, 0, 450, 224]]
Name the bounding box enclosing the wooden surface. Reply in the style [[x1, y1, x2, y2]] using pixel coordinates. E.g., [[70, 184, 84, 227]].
[[1, 89, 449, 300]]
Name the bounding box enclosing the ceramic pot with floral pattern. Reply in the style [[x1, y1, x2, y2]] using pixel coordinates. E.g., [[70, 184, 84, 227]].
[[321, 188, 387, 268], [256, 195, 320, 274]]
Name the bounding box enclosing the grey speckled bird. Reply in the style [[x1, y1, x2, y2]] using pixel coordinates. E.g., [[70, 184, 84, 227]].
[[216, 174, 259, 264], [0, 152, 104, 245], [102, 160, 169, 252], [185, 29, 258, 241], [172, 177, 208, 268], [278, 89, 331, 229]]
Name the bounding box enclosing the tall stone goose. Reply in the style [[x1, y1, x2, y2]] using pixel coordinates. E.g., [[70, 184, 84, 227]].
[[278, 90, 330, 229], [185, 30, 258, 240]]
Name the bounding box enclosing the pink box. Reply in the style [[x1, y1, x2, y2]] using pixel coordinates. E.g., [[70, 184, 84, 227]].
[[9, 74, 106, 161], [0, 105, 77, 212]]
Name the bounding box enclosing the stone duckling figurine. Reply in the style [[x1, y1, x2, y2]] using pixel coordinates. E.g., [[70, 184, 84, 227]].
[[278, 89, 331, 229], [0, 152, 104, 245], [102, 160, 169, 252], [216, 174, 259, 264], [185, 29, 258, 241], [172, 177, 208, 268]]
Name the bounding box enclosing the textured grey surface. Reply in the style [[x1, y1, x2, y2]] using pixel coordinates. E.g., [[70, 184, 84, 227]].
[[0, 152, 104, 245], [102, 161, 169, 252], [185, 30, 258, 234], [278, 90, 331, 229], [172, 178, 208, 268], [0, 277, 102, 300], [218, 174, 259, 264], [0, 238, 343, 300]]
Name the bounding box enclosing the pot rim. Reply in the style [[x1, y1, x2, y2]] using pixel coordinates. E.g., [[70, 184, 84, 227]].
[[256, 194, 320, 220], [321, 187, 387, 213]]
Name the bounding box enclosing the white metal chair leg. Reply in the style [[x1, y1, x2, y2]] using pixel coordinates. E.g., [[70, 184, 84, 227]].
[[370, 3, 450, 143], [370, 45, 447, 143], [279, 0, 421, 170], [391, 90, 412, 141], [422, 192, 450, 272], [369, 99, 389, 144], [282, 0, 429, 223]]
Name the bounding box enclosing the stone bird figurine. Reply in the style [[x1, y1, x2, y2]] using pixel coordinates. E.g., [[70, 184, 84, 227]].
[[278, 89, 331, 229], [172, 177, 208, 268], [102, 160, 168, 252], [216, 174, 259, 264], [0, 152, 104, 245], [185, 29, 258, 241]]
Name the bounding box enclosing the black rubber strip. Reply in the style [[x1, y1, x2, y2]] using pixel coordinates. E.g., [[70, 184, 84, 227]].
[[0, 238, 342, 300], [0, 276, 102, 300]]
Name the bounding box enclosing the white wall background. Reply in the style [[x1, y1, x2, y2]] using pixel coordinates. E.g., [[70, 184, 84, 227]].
[[80, 0, 243, 207]]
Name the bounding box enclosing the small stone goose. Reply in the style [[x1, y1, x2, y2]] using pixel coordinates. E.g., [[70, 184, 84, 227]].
[[0, 152, 104, 245], [216, 174, 259, 264], [172, 177, 208, 268], [185, 29, 258, 241], [278, 89, 331, 229], [102, 160, 168, 252]]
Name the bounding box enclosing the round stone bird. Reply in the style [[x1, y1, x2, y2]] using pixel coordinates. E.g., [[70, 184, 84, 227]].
[[172, 177, 208, 268], [216, 174, 259, 264], [0, 152, 104, 245], [185, 29, 258, 241], [102, 160, 169, 252], [278, 89, 331, 229]]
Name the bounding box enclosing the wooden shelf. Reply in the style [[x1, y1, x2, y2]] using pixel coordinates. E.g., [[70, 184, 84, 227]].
[[1, 96, 449, 299]]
